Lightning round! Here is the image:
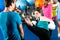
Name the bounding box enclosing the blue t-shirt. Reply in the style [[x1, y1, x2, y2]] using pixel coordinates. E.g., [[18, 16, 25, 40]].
[[57, 3, 60, 21], [0, 11, 22, 40]]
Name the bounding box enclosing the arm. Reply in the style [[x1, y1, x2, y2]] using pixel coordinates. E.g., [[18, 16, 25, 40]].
[[15, 12, 24, 39], [19, 24, 24, 39]]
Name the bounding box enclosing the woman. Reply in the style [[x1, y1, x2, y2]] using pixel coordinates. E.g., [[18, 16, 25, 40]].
[[24, 7, 55, 40]]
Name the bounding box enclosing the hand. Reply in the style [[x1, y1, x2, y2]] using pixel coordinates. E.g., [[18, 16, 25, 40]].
[[24, 18, 33, 26], [15, 8, 21, 13]]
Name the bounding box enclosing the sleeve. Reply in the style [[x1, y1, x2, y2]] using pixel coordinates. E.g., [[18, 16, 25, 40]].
[[15, 13, 22, 26]]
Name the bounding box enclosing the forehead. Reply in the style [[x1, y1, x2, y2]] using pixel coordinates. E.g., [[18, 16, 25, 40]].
[[15, 0, 17, 2], [34, 11, 40, 15], [35, 11, 38, 13]]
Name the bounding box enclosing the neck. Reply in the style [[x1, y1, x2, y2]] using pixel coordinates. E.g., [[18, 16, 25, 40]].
[[4, 7, 12, 12], [36, 16, 42, 20], [44, 4, 48, 7]]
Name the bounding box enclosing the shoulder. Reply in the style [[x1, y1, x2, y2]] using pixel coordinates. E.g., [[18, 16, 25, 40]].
[[12, 12, 21, 19], [8, 11, 20, 16], [0, 12, 7, 15], [0, 12, 5, 14]]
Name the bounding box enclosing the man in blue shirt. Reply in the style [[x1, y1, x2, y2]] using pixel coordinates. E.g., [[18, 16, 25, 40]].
[[0, 0, 24, 40]]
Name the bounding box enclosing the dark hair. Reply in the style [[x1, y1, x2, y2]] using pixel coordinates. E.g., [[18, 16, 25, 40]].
[[34, 7, 44, 16], [34, 7, 41, 13], [5, 0, 15, 7], [58, 0, 60, 2]]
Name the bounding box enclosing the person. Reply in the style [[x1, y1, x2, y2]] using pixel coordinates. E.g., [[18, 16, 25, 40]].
[[42, 0, 54, 36], [0, 0, 24, 40], [24, 7, 54, 40], [57, 0, 60, 37], [52, 0, 58, 20], [42, 0, 52, 19]]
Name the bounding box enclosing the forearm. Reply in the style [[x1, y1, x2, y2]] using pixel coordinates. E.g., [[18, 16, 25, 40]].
[[19, 25, 24, 39]]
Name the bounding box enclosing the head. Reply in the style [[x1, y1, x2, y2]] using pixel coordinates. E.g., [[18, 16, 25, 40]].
[[44, 0, 50, 6], [34, 7, 43, 19], [4, 0, 16, 11], [53, 0, 57, 4]]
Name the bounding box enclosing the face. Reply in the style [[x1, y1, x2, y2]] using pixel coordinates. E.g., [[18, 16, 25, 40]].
[[34, 11, 41, 19], [53, 0, 57, 4], [11, 1, 16, 11], [44, 0, 49, 6]]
